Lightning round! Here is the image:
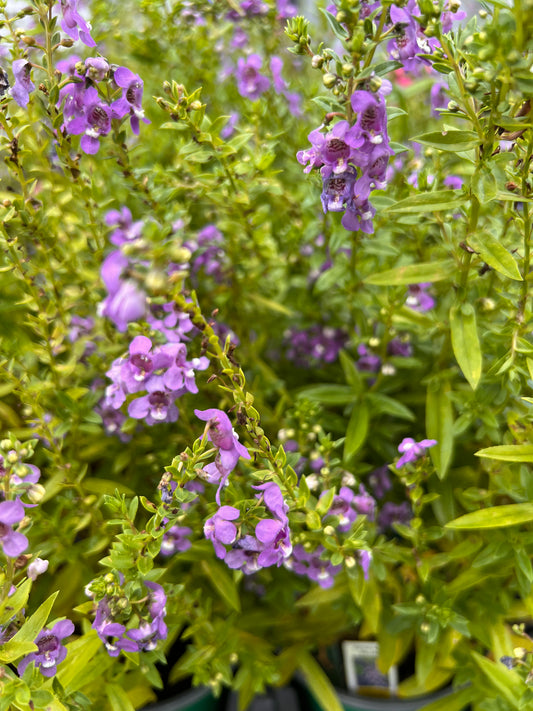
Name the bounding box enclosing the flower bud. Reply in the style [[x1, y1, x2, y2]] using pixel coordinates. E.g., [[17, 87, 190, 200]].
[[189, 100, 202, 111], [6, 450, 18, 464], [345, 556, 356, 568], [369, 76, 382, 92], [61, 38, 74, 47], [28, 557, 49, 580], [311, 55, 324, 69], [341, 63, 354, 77], [322, 73, 337, 89], [323, 525, 336, 536], [0, 439, 10, 449], [21, 36, 36, 46], [28, 483, 46, 503]]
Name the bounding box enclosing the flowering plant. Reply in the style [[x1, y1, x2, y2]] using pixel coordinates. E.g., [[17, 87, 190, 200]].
[[1, 1, 533, 710]]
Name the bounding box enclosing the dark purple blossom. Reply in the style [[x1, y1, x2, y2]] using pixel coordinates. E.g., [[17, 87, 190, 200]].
[[378, 501, 412, 531], [128, 380, 181, 425], [195, 408, 250, 471], [18, 619, 74, 677], [284, 325, 348, 366], [65, 85, 112, 154], [396, 437, 437, 468], [406, 283, 435, 312], [368, 465, 392, 498], [286, 545, 341, 589], [111, 67, 150, 135], [160, 525, 192, 556], [11, 60, 34, 108]]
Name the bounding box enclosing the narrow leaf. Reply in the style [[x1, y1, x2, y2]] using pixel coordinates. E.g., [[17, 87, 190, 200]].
[[7, 591, 58, 648], [319, 7, 349, 39], [105, 684, 135, 711], [365, 259, 454, 286], [449, 303, 482, 389], [475, 445, 533, 462], [446, 503, 533, 529], [297, 651, 344, 711], [426, 380, 454, 478], [468, 232, 522, 281], [344, 400, 369, 461], [298, 384, 355, 405], [412, 130, 479, 152], [201, 560, 241, 612], [389, 191, 466, 213]]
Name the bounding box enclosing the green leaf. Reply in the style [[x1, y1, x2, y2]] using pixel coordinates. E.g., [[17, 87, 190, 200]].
[[0, 592, 59, 663], [471, 166, 498, 204], [83, 478, 135, 495], [471, 652, 521, 706], [449, 303, 482, 390], [298, 384, 355, 405], [468, 232, 522, 281], [0, 579, 32, 624], [416, 685, 476, 711], [319, 7, 349, 40], [54, 632, 104, 694], [389, 191, 466, 213], [0, 639, 38, 663], [338, 350, 363, 390], [367, 393, 415, 421], [201, 560, 241, 612], [412, 130, 479, 152], [297, 651, 344, 711], [475, 445, 533, 462], [365, 260, 454, 286], [105, 683, 135, 711], [446, 503, 533, 529], [344, 400, 369, 462], [426, 380, 454, 479]]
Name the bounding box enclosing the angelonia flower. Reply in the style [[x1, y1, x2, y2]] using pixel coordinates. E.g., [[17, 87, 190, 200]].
[[99, 250, 147, 330], [28, 557, 49, 581], [160, 525, 192, 556], [184, 225, 227, 283], [59, 60, 148, 155], [59, 0, 96, 47], [105, 207, 143, 246], [286, 544, 342, 589], [235, 54, 270, 100], [321, 485, 376, 533], [298, 86, 393, 234], [91, 580, 167, 656], [0, 499, 29, 558], [284, 325, 348, 366], [405, 283, 435, 312], [10, 59, 34, 108], [396, 437, 437, 468], [101, 335, 209, 429], [18, 619, 75, 677], [378, 501, 412, 531], [195, 408, 251, 504]]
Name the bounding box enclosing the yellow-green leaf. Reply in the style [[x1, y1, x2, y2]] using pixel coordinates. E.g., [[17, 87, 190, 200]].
[[201, 560, 241, 612], [344, 400, 369, 462], [426, 380, 454, 479], [468, 232, 522, 281], [446, 503, 533, 529], [450, 303, 482, 390], [475, 445, 533, 462], [365, 260, 454, 286], [297, 651, 344, 711]]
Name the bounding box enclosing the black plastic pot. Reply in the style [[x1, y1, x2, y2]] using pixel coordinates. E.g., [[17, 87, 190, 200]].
[[301, 684, 455, 711], [142, 687, 221, 711], [224, 686, 302, 711]]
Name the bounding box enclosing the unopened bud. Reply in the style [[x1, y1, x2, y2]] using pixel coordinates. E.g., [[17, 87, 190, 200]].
[[6, 450, 18, 464], [145, 270, 167, 294], [341, 63, 354, 77], [311, 55, 324, 69], [28, 557, 48, 580], [323, 525, 336, 537], [189, 100, 202, 111], [322, 73, 337, 89], [61, 38, 74, 47], [21, 35, 35, 46], [27, 483, 46, 504]]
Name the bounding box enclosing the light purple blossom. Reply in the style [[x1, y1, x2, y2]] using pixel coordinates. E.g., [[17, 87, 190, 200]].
[[105, 207, 143, 246], [11, 60, 34, 108], [28, 557, 49, 581], [100, 250, 147, 330], [286, 545, 341, 589], [160, 525, 192, 556], [18, 619, 75, 677], [127, 380, 181, 425], [195, 408, 250, 471], [204, 505, 240, 559], [396, 437, 437, 468], [236, 54, 270, 100], [59, 0, 96, 47], [0, 499, 28, 558], [406, 283, 435, 312], [85, 57, 109, 82]]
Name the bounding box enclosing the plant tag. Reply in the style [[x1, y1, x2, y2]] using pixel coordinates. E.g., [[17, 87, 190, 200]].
[[341, 641, 398, 697]]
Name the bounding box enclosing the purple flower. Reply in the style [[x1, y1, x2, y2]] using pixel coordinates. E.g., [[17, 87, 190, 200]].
[[160, 343, 209, 394], [111, 66, 150, 135], [270, 56, 287, 94], [204, 505, 240, 559], [146, 301, 195, 343], [195, 409, 250, 471], [18, 619, 75, 677], [0, 499, 28, 558], [277, 0, 298, 18], [287, 545, 341, 589], [254, 517, 292, 567], [100, 250, 147, 330], [378, 501, 412, 531], [253, 481, 288, 522], [359, 550, 372, 580], [85, 57, 109, 82], [56, 54, 82, 77], [396, 437, 437, 468], [105, 207, 143, 246], [368, 465, 392, 498], [235, 54, 270, 100], [60, 0, 96, 47], [443, 175, 463, 190], [127, 381, 180, 425], [160, 525, 192, 555], [65, 86, 112, 154], [406, 283, 435, 312], [120, 335, 172, 394], [430, 81, 448, 117], [11, 60, 34, 108]]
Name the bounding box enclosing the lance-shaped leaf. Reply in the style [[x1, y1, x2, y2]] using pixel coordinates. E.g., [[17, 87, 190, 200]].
[[475, 444, 533, 462], [344, 400, 369, 462], [298, 651, 344, 711], [426, 380, 454, 478], [389, 191, 467, 213], [365, 259, 454, 286], [468, 232, 522, 281], [450, 303, 482, 390], [446, 503, 533, 529], [412, 129, 479, 152], [201, 560, 241, 612]]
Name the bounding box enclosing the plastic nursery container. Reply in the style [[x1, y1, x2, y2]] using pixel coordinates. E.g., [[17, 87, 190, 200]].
[[142, 687, 221, 711], [302, 684, 455, 711]]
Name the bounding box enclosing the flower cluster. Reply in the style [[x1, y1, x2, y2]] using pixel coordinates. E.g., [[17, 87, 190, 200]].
[[322, 485, 376, 533], [298, 87, 393, 233], [90, 579, 167, 657], [102, 335, 209, 428], [204, 481, 292, 573], [58, 0, 96, 47], [195, 408, 251, 503], [284, 325, 348, 366], [58, 58, 148, 154]]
